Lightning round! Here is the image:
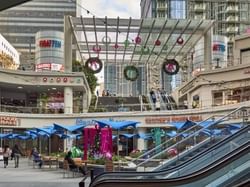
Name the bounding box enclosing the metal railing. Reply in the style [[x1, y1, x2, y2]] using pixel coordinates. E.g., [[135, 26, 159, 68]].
[[129, 106, 247, 169]]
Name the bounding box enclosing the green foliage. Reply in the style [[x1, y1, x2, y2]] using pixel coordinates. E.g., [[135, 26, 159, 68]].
[[72, 60, 98, 94]]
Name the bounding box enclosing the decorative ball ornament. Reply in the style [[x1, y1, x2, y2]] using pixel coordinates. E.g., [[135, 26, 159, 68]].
[[177, 37, 184, 45], [155, 39, 161, 46], [124, 65, 139, 81], [102, 36, 111, 45], [92, 45, 101, 53], [162, 59, 180, 75], [135, 36, 142, 44], [85, 57, 103, 74], [113, 43, 119, 49], [43, 77, 47, 82], [123, 39, 130, 47], [141, 46, 150, 55], [56, 77, 61, 83], [63, 77, 68, 83]]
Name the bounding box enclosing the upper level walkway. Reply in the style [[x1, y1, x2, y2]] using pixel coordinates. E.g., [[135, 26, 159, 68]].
[[0, 157, 84, 187]]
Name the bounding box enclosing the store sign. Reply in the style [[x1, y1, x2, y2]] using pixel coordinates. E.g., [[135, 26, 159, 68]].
[[39, 40, 61, 48], [145, 115, 202, 124], [36, 63, 64, 71], [0, 116, 17, 126], [213, 44, 225, 52]]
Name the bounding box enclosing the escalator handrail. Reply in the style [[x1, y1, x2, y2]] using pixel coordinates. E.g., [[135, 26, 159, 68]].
[[134, 106, 245, 167], [90, 142, 250, 187], [89, 125, 249, 186]]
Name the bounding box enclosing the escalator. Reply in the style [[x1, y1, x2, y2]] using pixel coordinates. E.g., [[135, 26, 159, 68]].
[[88, 125, 249, 186], [129, 106, 245, 170], [89, 142, 250, 187]]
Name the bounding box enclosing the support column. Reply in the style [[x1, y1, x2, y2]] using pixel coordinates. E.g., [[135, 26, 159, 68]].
[[204, 28, 212, 71], [64, 16, 72, 73], [64, 87, 73, 114], [137, 127, 146, 151], [82, 91, 88, 112]]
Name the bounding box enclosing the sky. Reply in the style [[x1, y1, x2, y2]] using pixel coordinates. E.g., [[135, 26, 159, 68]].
[[80, 0, 141, 19]]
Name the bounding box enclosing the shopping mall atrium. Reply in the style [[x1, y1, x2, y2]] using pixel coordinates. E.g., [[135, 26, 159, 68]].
[[0, 1, 249, 187]]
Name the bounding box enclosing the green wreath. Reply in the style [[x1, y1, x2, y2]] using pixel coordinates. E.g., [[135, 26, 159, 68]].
[[124, 65, 139, 81]]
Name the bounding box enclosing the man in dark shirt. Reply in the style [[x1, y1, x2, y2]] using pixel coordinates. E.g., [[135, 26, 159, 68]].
[[64, 151, 85, 175]]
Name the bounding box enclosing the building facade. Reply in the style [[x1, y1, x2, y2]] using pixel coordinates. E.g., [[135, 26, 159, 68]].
[[0, 0, 77, 70], [35, 30, 64, 72], [175, 34, 250, 109], [0, 33, 20, 69], [140, 0, 250, 91]]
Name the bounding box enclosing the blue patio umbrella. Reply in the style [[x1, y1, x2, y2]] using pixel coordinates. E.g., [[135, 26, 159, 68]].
[[53, 123, 85, 132]]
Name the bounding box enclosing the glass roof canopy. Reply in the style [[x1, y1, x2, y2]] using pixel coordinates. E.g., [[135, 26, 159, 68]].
[[69, 16, 214, 67]]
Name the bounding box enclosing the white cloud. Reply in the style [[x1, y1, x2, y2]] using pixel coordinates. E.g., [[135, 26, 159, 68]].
[[79, 0, 140, 18]]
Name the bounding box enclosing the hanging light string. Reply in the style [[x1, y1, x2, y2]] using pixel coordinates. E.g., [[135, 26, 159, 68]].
[[69, 0, 170, 61]]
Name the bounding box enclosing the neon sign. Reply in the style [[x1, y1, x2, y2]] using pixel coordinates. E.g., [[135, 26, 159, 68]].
[[213, 44, 225, 52], [39, 40, 61, 48]]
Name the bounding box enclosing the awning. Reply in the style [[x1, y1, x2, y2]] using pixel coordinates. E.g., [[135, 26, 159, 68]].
[[169, 120, 196, 130], [120, 133, 136, 138], [94, 119, 139, 130], [53, 123, 85, 132]]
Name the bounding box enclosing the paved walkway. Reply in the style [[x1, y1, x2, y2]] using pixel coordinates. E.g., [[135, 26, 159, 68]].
[[0, 158, 89, 187]]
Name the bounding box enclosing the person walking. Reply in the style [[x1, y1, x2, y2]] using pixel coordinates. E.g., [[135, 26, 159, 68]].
[[3, 145, 11, 168], [12, 144, 22, 168]]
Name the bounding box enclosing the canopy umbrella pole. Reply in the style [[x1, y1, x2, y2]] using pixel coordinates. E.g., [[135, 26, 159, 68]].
[[49, 136, 51, 155], [0, 128, 2, 148]]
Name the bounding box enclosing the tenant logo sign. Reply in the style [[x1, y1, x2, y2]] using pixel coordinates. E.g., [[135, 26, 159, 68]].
[[39, 40, 61, 48], [0, 116, 18, 126]]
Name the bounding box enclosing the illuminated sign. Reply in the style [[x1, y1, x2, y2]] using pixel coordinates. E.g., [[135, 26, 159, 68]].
[[213, 44, 225, 52], [39, 40, 61, 48]]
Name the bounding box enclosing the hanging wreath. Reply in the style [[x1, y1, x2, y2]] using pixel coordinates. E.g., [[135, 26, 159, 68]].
[[85, 57, 103, 74], [102, 36, 111, 45], [177, 37, 184, 45], [162, 59, 180, 75], [124, 65, 139, 81]]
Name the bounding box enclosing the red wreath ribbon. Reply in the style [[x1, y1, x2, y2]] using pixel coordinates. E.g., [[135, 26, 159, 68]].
[[92, 45, 101, 53]]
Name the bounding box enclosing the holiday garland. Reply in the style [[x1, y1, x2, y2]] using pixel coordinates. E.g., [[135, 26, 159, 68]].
[[85, 57, 103, 74], [162, 59, 180, 75], [124, 65, 139, 81]]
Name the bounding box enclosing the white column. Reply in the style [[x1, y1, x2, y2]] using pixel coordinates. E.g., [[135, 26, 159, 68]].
[[204, 28, 212, 71], [137, 127, 146, 151], [64, 87, 73, 114]]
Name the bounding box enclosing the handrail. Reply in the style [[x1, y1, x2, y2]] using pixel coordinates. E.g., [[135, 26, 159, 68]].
[[130, 106, 245, 168], [88, 125, 249, 187], [90, 142, 250, 187]]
